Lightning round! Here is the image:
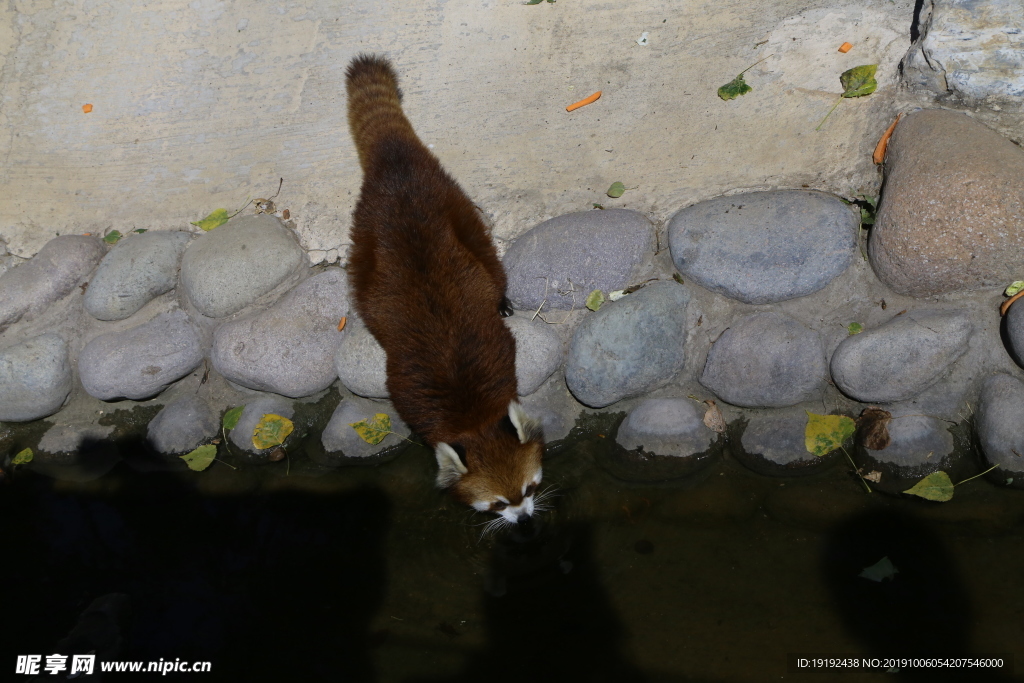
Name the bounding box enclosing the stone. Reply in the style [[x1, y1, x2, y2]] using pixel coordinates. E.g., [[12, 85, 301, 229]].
[[615, 398, 713, 456], [147, 396, 220, 454], [902, 0, 1024, 103], [1007, 299, 1024, 366], [505, 314, 564, 396], [668, 190, 858, 304], [976, 373, 1024, 478], [180, 214, 306, 318], [869, 110, 1024, 297], [0, 235, 106, 333], [84, 231, 192, 321], [229, 396, 295, 455], [830, 309, 972, 403], [565, 282, 690, 408], [0, 333, 72, 421], [334, 319, 388, 399], [737, 412, 839, 476], [503, 209, 655, 311], [855, 409, 961, 495], [700, 312, 826, 408], [211, 269, 349, 398], [321, 396, 410, 458], [78, 310, 204, 400]]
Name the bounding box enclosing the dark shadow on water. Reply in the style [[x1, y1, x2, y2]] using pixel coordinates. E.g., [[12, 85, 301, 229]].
[[820, 508, 1014, 682], [1, 436, 391, 682]]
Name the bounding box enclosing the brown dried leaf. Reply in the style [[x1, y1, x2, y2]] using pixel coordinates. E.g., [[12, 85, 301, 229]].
[[858, 407, 891, 451], [703, 400, 726, 434], [863, 470, 882, 483]]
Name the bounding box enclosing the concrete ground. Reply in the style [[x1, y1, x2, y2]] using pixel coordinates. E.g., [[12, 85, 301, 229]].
[[0, 0, 915, 260]]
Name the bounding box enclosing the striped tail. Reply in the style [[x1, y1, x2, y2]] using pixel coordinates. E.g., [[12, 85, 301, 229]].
[[345, 54, 417, 172]]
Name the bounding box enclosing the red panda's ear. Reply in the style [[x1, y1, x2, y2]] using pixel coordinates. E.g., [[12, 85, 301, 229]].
[[435, 442, 468, 488], [508, 401, 543, 444]]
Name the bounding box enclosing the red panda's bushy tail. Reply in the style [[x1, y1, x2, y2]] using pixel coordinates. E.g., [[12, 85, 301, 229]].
[[345, 54, 417, 172]]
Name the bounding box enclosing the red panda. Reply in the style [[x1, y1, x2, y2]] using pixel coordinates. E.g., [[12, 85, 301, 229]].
[[344, 54, 545, 524]]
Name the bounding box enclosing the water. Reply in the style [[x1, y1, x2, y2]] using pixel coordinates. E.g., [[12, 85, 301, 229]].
[[2, 415, 1023, 682]]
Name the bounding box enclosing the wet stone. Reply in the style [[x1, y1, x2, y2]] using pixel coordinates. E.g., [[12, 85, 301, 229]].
[[180, 214, 306, 318], [607, 399, 717, 483], [869, 110, 1024, 297], [667, 190, 857, 305], [0, 333, 73, 422], [85, 231, 192, 321], [335, 319, 388, 399], [855, 410, 958, 495], [565, 282, 690, 408], [503, 209, 655, 311], [0, 235, 106, 333], [78, 310, 204, 401], [321, 396, 410, 461], [976, 373, 1024, 485], [147, 395, 220, 455], [700, 312, 826, 408], [830, 309, 972, 403], [737, 412, 839, 477], [1007, 300, 1024, 367], [33, 421, 120, 482], [505, 314, 564, 396], [229, 396, 295, 457], [212, 269, 349, 398]]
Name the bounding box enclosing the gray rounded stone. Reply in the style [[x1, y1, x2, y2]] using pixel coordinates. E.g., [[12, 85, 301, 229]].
[[869, 110, 1024, 297], [565, 282, 690, 408], [335, 319, 388, 399], [322, 397, 410, 458], [976, 373, 1024, 476], [504, 209, 655, 311], [0, 235, 106, 333], [1007, 300, 1024, 366], [668, 190, 858, 304], [85, 231, 192, 321], [700, 312, 826, 408], [229, 396, 295, 455], [505, 314, 564, 396], [78, 310, 204, 400], [615, 398, 712, 456], [212, 269, 349, 398], [738, 412, 839, 476], [147, 396, 220, 455], [180, 214, 306, 318], [863, 412, 954, 467], [0, 333, 72, 421], [830, 309, 972, 403]]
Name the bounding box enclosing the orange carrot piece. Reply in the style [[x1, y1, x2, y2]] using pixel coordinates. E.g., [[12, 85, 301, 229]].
[[873, 113, 903, 165], [566, 91, 602, 112], [82, 103, 93, 113], [1001, 291, 1024, 316], [337, 316, 347, 331], [838, 42, 853, 53]]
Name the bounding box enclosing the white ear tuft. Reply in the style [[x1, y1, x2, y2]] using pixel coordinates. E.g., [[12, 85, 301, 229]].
[[434, 442, 468, 488], [508, 401, 543, 444]]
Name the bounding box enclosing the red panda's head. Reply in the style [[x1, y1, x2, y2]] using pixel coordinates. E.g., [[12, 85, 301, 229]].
[[434, 401, 545, 524]]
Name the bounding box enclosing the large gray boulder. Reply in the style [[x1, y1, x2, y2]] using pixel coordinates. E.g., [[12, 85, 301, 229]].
[[976, 373, 1024, 477], [0, 333, 72, 421], [869, 110, 1024, 297], [85, 231, 191, 321], [565, 282, 689, 408], [668, 190, 858, 304], [147, 396, 220, 455]]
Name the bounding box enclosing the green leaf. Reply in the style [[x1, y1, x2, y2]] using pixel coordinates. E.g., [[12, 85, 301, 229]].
[[525, 0, 542, 3], [133, 228, 148, 234], [586, 289, 605, 311], [717, 73, 752, 101], [222, 406, 244, 431], [860, 207, 875, 225], [103, 230, 122, 245], [903, 471, 954, 502], [606, 181, 626, 198], [180, 444, 217, 472], [840, 64, 878, 98], [672, 273, 684, 285], [1005, 281, 1024, 297], [350, 413, 392, 445], [592, 203, 605, 210], [804, 411, 856, 456], [191, 208, 230, 231], [12, 448, 33, 465], [847, 322, 863, 335], [252, 414, 294, 450], [859, 556, 898, 582]]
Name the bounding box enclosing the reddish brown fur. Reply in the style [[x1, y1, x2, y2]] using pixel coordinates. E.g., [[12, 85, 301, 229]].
[[345, 55, 543, 505]]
